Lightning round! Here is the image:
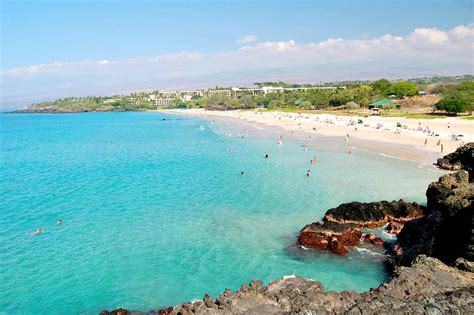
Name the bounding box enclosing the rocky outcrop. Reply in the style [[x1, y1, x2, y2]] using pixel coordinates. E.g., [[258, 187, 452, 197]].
[[395, 170, 473, 266], [298, 199, 422, 255], [435, 142, 473, 177], [324, 200, 424, 227], [298, 222, 361, 255], [101, 256, 474, 314], [14, 106, 125, 114]]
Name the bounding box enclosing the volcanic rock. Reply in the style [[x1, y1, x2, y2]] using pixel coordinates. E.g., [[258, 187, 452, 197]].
[[298, 222, 361, 255], [396, 170, 473, 266], [324, 199, 424, 228], [435, 142, 473, 178]]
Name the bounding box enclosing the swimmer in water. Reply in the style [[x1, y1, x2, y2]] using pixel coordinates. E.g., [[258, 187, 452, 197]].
[[306, 170, 311, 177], [32, 228, 43, 235], [57, 219, 62, 225], [264, 152, 269, 159]]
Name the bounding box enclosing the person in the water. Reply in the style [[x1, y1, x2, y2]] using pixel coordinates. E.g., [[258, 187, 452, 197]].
[[32, 228, 43, 235], [306, 170, 311, 177], [57, 219, 62, 225], [264, 152, 268, 158]]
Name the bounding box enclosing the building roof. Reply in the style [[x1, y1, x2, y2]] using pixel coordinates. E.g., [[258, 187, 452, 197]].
[[369, 99, 397, 107]]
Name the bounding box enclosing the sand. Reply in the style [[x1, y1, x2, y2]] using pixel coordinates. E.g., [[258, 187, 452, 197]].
[[162, 109, 474, 164]]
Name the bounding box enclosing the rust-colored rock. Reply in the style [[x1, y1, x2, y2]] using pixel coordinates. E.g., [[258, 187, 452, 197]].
[[363, 233, 384, 246], [328, 238, 348, 255], [298, 222, 361, 255]]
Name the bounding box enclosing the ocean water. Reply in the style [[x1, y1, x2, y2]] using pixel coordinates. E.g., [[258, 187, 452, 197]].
[[0, 112, 443, 314]]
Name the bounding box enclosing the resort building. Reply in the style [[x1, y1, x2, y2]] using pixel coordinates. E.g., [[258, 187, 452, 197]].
[[206, 89, 232, 97], [148, 85, 344, 105], [151, 98, 175, 106]]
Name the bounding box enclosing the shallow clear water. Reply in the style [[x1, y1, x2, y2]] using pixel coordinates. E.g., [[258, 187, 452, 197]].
[[0, 112, 442, 314]]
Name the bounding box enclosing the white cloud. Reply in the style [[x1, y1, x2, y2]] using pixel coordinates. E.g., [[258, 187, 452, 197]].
[[236, 34, 258, 45], [1, 24, 473, 108]]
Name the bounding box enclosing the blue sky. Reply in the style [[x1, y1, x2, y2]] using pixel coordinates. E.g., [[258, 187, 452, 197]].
[[1, 0, 473, 108], [2, 0, 472, 69]]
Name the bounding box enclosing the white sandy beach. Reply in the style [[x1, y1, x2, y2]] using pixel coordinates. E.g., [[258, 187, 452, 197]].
[[163, 108, 474, 163]]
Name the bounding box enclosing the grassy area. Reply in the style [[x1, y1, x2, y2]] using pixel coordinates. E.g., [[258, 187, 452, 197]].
[[263, 107, 454, 119], [462, 116, 474, 120], [266, 107, 369, 116]]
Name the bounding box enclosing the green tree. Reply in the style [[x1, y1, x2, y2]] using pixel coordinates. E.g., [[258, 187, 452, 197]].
[[391, 81, 418, 97], [452, 81, 474, 115], [372, 79, 392, 96], [435, 97, 468, 114]]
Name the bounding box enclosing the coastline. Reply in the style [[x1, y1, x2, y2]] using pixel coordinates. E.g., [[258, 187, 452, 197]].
[[161, 108, 473, 164]]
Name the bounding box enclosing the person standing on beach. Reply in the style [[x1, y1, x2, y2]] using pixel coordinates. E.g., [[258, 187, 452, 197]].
[[441, 144, 444, 153], [424, 138, 428, 146]]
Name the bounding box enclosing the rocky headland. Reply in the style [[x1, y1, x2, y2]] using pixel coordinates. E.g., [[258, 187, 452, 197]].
[[13, 106, 126, 114], [101, 143, 473, 314]]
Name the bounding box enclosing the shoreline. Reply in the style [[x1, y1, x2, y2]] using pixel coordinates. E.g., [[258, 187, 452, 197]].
[[161, 108, 474, 164]]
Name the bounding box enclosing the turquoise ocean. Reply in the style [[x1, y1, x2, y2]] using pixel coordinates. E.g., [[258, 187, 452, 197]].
[[0, 112, 442, 314]]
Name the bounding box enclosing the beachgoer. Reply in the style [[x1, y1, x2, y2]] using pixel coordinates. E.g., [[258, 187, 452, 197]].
[[424, 138, 428, 146], [436, 140, 441, 146], [32, 228, 43, 235], [348, 149, 352, 154], [57, 219, 62, 225], [264, 152, 268, 159], [441, 144, 444, 153], [241, 171, 244, 175], [306, 170, 311, 177]]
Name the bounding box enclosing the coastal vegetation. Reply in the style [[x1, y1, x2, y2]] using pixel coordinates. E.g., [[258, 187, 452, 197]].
[[19, 75, 474, 117]]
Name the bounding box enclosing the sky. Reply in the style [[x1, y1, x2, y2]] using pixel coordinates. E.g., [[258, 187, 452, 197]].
[[1, 0, 473, 108]]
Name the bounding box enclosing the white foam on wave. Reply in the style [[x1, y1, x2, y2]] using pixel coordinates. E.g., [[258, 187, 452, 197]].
[[354, 247, 384, 257], [381, 230, 397, 240]]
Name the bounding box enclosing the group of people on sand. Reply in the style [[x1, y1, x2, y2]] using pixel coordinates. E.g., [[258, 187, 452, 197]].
[[31, 219, 62, 235]]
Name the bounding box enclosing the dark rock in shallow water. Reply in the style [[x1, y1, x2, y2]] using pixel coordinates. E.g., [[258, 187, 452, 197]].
[[386, 221, 404, 235], [396, 170, 473, 266], [99, 308, 129, 315], [298, 199, 422, 255], [324, 199, 424, 227], [363, 233, 384, 246], [435, 142, 474, 178]]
